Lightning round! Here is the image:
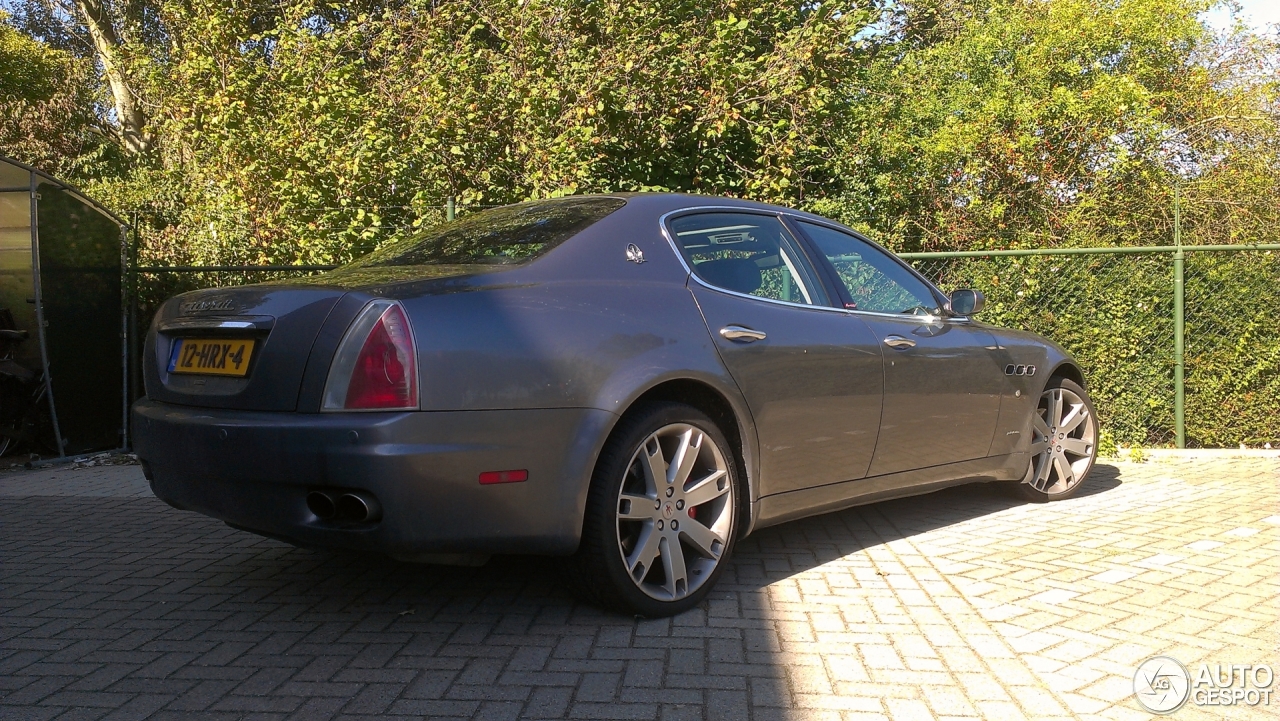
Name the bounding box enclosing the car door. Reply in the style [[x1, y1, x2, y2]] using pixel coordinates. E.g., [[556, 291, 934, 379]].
[[667, 210, 884, 496], [792, 220, 1006, 476]]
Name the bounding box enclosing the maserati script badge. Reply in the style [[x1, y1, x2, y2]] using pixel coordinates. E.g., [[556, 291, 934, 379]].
[[180, 297, 237, 314]]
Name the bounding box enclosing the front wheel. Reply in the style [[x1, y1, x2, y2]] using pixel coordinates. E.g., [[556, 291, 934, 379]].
[[1012, 377, 1097, 502], [566, 402, 740, 616]]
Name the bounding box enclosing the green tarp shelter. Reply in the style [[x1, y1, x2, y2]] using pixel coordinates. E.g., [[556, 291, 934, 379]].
[[0, 155, 126, 457]]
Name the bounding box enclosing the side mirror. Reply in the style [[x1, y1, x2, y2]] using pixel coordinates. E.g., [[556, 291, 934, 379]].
[[948, 289, 985, 316]]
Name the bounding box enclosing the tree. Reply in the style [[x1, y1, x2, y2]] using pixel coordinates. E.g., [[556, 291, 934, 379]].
[[2, 0, 1276, 263], [0, 11, 104, 176], [109, 0, 874, 264], [811, 0, 1279, 252], [4, 0, 160, 155], [72, 0, 151, 153]]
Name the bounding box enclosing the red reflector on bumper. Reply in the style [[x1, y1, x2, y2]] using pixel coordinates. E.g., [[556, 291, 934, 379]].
[[479, 469, 528, 485]]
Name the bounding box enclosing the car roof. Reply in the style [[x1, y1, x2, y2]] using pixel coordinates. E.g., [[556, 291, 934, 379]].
[[526, 192, 835, 225]]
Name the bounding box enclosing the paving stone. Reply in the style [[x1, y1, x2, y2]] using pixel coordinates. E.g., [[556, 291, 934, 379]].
[[2, 458, 1276, 719], [523, 686, 572, 719]]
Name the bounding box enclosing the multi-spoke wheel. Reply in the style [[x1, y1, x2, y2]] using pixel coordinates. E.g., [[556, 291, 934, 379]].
[[567, 403, 739, 616], [1015, 377, 1097, 502]]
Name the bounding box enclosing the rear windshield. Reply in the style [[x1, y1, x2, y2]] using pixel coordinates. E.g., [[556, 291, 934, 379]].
[[346, 197, 625, 269]]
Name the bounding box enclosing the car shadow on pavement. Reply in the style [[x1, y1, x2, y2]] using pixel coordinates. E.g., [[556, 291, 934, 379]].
[[142, 466, 1127, 611], [722, 464, 1123, 591], [0, 465, 1125, 719]]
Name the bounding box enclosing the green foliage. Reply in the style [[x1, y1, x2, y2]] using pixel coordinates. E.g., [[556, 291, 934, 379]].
[[0, 14, 110, 177], [1, 0, 1277, 446], [810, 0, 1278, 255], [6, 0, 1275, 265], [88, 0, 870, 265], [1182, 251, 1280, 446], [0, 12, 61, 101], [1097, 428, 1118, 458], [913, 250, 1279, 447]]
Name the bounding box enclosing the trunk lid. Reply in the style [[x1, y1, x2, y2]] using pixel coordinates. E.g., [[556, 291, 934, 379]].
[[144, 285, 354, 411]]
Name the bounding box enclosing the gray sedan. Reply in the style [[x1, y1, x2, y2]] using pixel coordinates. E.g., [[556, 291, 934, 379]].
[[133, 194, 1097, 616]]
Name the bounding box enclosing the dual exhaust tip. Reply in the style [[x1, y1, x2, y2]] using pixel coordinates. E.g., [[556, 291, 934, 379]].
[[307, 490, 381, 523]]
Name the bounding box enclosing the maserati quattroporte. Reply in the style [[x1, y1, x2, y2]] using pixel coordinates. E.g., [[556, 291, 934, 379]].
[[133, 194, 1097, 616]]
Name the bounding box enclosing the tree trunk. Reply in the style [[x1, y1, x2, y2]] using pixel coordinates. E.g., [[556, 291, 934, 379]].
[[74, 0, 152, 154]]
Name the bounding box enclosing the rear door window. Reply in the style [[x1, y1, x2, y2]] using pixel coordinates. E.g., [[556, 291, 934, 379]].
[[669, 212, 829, 307]]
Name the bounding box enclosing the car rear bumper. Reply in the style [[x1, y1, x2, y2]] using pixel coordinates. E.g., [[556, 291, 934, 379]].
[[131, 399, 615, 557]]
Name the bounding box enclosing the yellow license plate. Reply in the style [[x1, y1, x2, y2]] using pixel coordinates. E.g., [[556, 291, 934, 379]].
[[168, 338, 255, 377]]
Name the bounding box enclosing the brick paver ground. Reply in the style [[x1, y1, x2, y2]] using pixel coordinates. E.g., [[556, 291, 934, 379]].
[[2, 456, 1276, 720]]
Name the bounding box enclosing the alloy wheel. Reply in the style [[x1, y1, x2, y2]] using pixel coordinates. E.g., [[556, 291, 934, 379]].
[[615, 423, 734, 602], [1025, 385, 1096, 495]]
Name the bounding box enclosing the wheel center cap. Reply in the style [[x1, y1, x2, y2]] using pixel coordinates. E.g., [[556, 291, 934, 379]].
[[662, 502, 675, 520]]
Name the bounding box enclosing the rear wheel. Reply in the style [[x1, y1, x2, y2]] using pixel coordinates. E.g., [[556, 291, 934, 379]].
[[566, 402, 739, 616], [1013, 377, 1097, 502]]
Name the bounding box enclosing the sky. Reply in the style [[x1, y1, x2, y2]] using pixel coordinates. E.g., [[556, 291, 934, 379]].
[[1203, 0, 1280, 34]]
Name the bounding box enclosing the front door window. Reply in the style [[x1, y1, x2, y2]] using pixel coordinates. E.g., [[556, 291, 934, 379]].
[[796, 221, 940, 315]]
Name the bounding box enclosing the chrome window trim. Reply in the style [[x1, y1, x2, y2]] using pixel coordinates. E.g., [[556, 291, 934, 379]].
[[658, 206, 847, 315], [848, 309, 948, 324], [782, 213, 960, 316], [658, 205, 974, 324]]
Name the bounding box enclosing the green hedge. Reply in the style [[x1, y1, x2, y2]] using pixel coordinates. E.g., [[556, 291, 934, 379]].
[[910, 250, 1280, 447], [130, 249, 1279, 448]]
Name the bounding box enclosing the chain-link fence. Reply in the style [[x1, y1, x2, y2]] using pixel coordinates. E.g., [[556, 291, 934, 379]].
[[125, 241, 1280, 449], [904, 246, 1280, 448]]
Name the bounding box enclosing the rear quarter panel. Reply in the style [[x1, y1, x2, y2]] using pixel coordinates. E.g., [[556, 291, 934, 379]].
[[375, 198, 741, 416], [375, 200, 762, 511], [402, 279, 729, 412]]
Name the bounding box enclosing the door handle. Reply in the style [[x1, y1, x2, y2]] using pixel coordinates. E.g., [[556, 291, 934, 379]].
[[720, 325, 767, 342], [883, 335, 916, 349]]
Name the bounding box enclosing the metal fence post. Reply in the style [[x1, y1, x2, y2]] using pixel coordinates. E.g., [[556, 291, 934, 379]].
[[446, 197, 456, 221], [1173, 186, 1186, 448], [129, 219, 141, 404]]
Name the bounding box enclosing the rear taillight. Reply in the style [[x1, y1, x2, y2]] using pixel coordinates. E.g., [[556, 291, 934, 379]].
[[322, 300, 418, 411]]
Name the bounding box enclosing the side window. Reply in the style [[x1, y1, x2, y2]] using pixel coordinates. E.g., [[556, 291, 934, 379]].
[[669, 212, 828, 306], [798, 221, 941, 315]]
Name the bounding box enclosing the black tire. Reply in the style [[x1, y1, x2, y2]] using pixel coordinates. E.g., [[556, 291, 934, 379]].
[[565, 402, 741, 617], [1010, 377, 1098, 503]]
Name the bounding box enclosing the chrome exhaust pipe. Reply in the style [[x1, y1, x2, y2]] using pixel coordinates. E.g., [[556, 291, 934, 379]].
[[306, 491, 337, 520], [336, 492, 381, 522]]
